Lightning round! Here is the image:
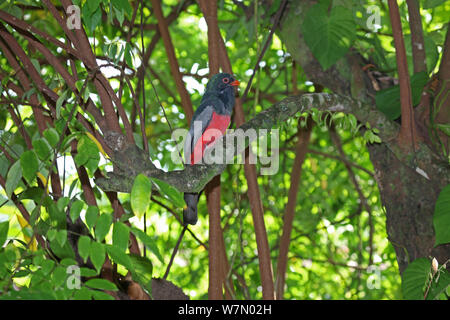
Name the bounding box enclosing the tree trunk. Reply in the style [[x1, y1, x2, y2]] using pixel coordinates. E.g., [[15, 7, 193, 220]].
[[368, 143, 449, 273]]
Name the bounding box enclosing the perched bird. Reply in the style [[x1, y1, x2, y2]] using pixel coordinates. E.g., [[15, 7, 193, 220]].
[[183, 73, 240, 225]]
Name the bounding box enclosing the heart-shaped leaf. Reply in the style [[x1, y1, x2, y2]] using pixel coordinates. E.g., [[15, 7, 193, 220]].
[[302, 4, 356, 70], [401, 258, 430, 299]]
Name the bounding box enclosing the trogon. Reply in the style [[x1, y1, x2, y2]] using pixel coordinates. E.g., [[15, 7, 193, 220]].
[[183, 73, 240, 225]]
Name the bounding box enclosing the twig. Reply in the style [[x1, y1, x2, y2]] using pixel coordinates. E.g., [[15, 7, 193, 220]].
[[150, 196, 208, 250], [306, 148, 375, 177], [124, 75, 149, 156], [163, 226, 187, 280]]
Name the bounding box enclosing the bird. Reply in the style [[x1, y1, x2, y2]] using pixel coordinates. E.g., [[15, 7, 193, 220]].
[[183, 73, 240, 225]]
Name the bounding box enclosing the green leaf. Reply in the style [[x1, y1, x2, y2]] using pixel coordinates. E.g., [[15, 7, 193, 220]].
[[302, 4, 356, 70], [89, 8, 102, 32], [375, 72, 429, 120], [80, 267, 98, 277], [57, 197, 70, 212], [85, 206, 99, 229], [43, 128, 60, 148], [0, 220, 9, 247], [78, 236, 91, 263], [113, 7, 124, 26], [401, 258, 430, 299], [47, 203, 65, 227], [46, 228, 57, 242], [95, 213, 112, 242], [131, 227, 164, 264], [89, 241, 106, 272], [436, 124, 450, 137], [20, 150, 38, 184], [56, 229, 67, 247], [52, 266, 68, 287], [73, 287, 93, 300], [433, 184, 450, 246], [5, 160, 22, 198], [70, 199, 85, 223], [82, 2, 101, 32], [30, 58, 41, 74], [427, 268, 450, 300], [74, 135, 100, 175], [0, 155, 9, 177], [32, 138, 52, 161], [59, 258, 78, 267], [41, 259, 55, 276], [152, 177, 185, 208], [49, 238, 75, 260], [74, 135, 98, 164], [85, 278, 118, 291], [129, 253, 152, 292], [86, 0, 101, 15], [130, 174, 152, 219], [84, 157, 100, 175], [106, 244, 133, 271], [91, 290, 115, 300], [112, 222, 130, 253], [75, 80, 84, 92], [124, 42, 133, 67], [18, 187, 43, 203], [0, 109, 6, 130]]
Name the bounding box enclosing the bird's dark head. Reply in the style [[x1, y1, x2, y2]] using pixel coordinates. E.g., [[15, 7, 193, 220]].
[[204, 73, 239, 113]]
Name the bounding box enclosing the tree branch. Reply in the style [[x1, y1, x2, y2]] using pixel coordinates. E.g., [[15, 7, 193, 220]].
[[95, 93, 399, 193]]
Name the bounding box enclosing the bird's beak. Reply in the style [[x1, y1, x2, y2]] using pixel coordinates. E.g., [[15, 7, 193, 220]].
[[230, 80, 240, 87]]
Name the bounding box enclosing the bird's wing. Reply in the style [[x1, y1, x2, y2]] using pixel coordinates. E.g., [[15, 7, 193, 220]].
[[184, 104, 214, 164]]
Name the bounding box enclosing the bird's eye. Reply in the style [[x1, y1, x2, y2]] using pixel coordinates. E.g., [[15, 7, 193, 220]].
[[222, 78, 230, 84]]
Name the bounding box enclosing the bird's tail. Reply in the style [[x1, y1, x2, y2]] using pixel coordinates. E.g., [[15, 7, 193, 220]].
[[183, 192, 199, 225]]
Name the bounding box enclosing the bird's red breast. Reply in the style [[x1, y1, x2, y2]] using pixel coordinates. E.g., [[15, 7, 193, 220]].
[[189, 112, 231, 165]]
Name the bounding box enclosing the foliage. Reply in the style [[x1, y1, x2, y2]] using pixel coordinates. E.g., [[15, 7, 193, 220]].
[[433, 184, 450, 247], [0, 0, 448, 300]]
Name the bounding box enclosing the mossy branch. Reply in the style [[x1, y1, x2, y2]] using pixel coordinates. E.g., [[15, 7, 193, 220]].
[[95, 93, 399, 193]]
